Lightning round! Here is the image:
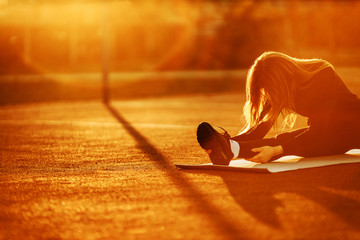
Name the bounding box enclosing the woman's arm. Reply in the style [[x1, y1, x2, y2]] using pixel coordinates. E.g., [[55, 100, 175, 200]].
[[280, 127, 342, 157], [246, 145, 284, 163]]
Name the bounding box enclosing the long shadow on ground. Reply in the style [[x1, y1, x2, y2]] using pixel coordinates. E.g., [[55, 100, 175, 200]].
[[104, 102, 244, 239], [203, 164, 360, 229]]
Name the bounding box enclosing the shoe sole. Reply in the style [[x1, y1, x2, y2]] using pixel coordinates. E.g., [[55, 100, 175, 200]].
[[196, 122, 232, 165]]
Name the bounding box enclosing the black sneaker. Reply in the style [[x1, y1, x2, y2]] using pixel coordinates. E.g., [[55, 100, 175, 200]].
[[196, 122, 233, 165]]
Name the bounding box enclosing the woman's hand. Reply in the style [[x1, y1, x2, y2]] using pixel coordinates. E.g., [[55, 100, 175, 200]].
[[246, 145, 284, 163]]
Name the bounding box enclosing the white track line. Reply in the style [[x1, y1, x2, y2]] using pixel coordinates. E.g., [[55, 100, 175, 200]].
[[0, 119, 193, 129], [0, 119, 242, 130]]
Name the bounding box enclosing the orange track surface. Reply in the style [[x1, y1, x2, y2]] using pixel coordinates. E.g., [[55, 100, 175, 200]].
[[1, 94, 360, 239]]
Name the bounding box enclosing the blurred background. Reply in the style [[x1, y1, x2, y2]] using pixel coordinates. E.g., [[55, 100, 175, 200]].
[[1, 0, 360, 104]]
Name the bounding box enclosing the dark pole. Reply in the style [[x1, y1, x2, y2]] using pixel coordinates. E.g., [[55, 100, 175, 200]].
[[24, 0, 32, 65], [102, 2, 110, 104]]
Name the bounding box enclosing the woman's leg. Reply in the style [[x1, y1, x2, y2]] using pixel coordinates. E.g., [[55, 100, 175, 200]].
[[232, 128, 309, 159]]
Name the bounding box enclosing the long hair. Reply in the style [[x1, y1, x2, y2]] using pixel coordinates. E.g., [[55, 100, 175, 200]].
[[242, 51, 333, 132]]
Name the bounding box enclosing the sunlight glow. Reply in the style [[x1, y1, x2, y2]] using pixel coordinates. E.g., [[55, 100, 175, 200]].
[[0, 0, 7, 7], [1, 1, 360, 74]]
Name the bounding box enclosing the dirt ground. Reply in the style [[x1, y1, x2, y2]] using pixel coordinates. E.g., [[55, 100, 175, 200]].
[[1, 92, 360, 240]]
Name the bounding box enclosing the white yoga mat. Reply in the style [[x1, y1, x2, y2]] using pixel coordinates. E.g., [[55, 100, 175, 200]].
[[176, 149, 360, 173]]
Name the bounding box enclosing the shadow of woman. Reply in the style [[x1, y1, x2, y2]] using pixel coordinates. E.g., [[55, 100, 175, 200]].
[[204, 163, 360, 229]]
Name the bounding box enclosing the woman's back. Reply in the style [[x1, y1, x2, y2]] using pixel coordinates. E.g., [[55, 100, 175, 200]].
[[294, 66, 360, 122]]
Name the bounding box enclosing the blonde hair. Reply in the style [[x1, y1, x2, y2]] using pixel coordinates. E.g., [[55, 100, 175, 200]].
[[242, 51, 333, 132]]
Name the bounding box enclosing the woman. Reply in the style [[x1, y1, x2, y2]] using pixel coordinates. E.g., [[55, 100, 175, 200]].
[[197, 52, 360, 165]]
